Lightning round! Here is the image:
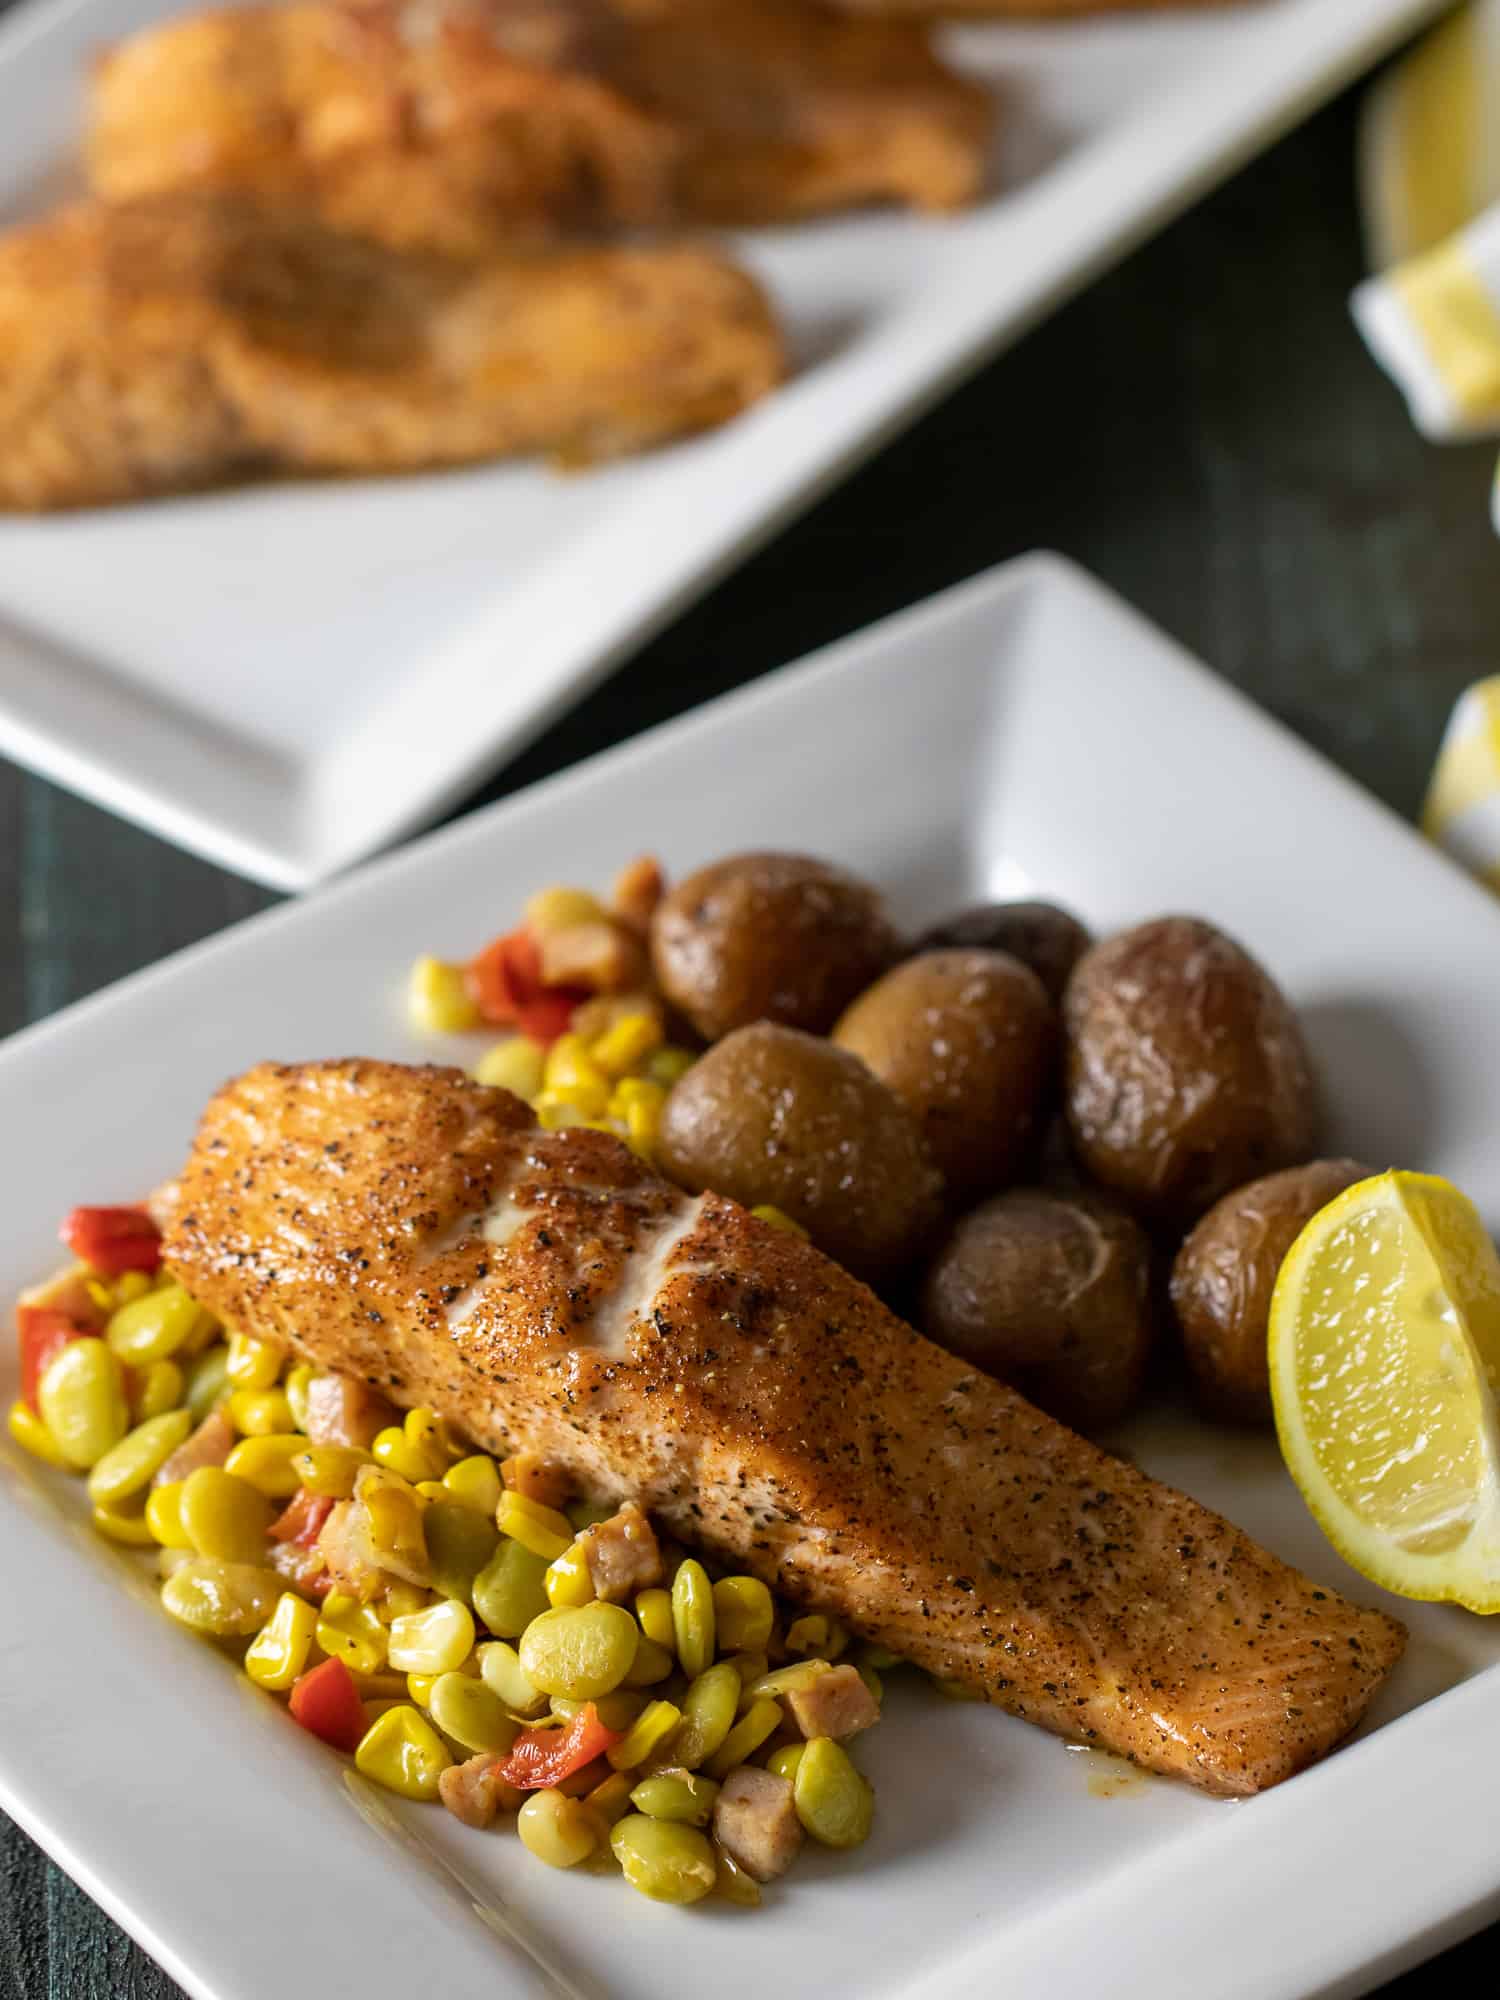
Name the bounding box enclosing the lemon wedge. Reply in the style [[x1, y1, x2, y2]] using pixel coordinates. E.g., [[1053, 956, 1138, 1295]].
[[1270, 1169, 1500, 1610]]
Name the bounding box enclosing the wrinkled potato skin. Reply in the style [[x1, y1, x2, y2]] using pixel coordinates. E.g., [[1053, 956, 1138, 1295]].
[[1063, 917, 1320, 1224], [656, 1022, 942, 1280], [1171, 1158, 1370, 1423], [831, 950, 1055, 1204], [921, 1188, 1154, 1431], [650, 853, 898, 1044], [915, 901, 1091, 1004]]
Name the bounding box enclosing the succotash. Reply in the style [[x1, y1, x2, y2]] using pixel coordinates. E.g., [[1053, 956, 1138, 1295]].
[[11, 1194, 888, 1914]]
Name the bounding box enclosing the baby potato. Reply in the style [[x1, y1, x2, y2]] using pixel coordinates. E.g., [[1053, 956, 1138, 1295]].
[[914, 901, 1091, 1004], [831, 950, 1055, 1204], [1063, 917, 1320, 1224], [921, 1188, 1153, 1432], [655, 1022, 942, 1280], [1170, 1158, 1370, 1423], [649, 853, 898, 1044]]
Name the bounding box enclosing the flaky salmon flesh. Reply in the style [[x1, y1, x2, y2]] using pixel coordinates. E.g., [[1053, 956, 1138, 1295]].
[[160, 1060, 1404, 1796]]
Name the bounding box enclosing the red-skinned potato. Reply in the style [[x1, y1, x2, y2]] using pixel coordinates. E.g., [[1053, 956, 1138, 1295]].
[[655, 1021, 942, 1280], [1063, 917, 1320, 1224], [649, 853, 897, 1044], [831, 949, 1055, 1205], [1170, 1158, 1371, 1423], [921, 1187, 1154, 1432], [914, 901, 1091, 1004]]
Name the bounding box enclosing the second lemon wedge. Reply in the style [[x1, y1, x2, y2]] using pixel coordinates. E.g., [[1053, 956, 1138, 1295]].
[[1270, 1169, 1500, 1611]]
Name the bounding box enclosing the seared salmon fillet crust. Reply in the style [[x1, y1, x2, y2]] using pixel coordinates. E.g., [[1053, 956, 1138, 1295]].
[[161, 1060, 1404, 1795]]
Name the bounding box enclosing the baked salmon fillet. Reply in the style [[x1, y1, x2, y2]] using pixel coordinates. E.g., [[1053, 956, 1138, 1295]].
[[161, 1060, 1404, 1796], [85, 0, 992, 247], [0, 195, 782, 511]]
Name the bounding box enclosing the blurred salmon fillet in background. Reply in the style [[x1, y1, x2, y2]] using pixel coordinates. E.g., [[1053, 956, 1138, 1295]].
[[85, 0, 994, 251], [0, 194, 783, 510]]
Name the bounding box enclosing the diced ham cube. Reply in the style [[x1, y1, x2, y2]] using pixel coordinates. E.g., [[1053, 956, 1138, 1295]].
[[152, 1407, 234, 1488], [304, 1373, 396, 1450], [784, 1663, 880, 1742], [439, 1752, 506, 1830], [712, 1766, 803, 1882], [578, 1501, 661, 1602], [500, 1453, 573, 1510]]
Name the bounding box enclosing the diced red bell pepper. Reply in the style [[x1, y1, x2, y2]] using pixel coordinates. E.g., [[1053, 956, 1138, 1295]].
[[494, 1703, 623, 1790], [269, 1488, 334, 1547], [289, 1657, 367, 1753], [465, 926, 588, 1045], [60, 1205, 162, 1277], [17, 1305, 91, 1413]]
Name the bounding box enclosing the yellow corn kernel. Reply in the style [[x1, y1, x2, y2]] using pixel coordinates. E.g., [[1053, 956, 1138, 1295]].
[[473, 1036, 546, 1099], [283, 1363, 315, 1433], [785, 1613, 847, 1660], [225, 1332, 283, 1392], [405, 1405, 461, 1467], [609, 1076, 666, 1157], [622, 1635, 674, 1688], [145, 1480, 193, 1550], [355, 1705, 452, 1801], [635, 1588, 675, 1652], [85, 1278, 114, 1315], [415, 1480, 446, 1503], [362, 1698, 407, 1728], [442, 1455, 503, 1516], [132, 1360, 184, 1424], [377, 1581, 430, 1623], [7, 1398, 69, 1468], [226, 1387, 294, 1438], [245, 1592, 318, 1691], [532, 1094, 609, 1134], [317, 1595, 389, 1677], [591, 1012, 662, 1078], [91, 1501, 157, 1545], [161, 1558, 282, 1637], [496, 1490, 573, 1562], [704, 1698, 783, 1780], [647, 1047, 695, 1089], [37, 1338, 128, 1470], [105, 1285, 206, 1368], [356, 1465, 430, 1585], [87, 1409, 193, 1508], [526, 885, 607, 934], [607, 1700, 682, 1772], [178, 1464, 274, 1562], [749, 1204, 810, 1239], [225, 1434, 305, 1500], [477, 1640, 548, 1718], [541, 1036, 610, 1116], [406, 956, 481, 1036], [544, 1541, 596, 1609], [292, 1444, 370, 1499], [386, 1599, 475, 1676], [712, 1576, 774, 1654], [371, 1423, 444, 1486], [116, 1270, 154, 1306]]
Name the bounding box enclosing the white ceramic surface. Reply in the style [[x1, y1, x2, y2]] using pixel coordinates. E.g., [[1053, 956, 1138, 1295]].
[[3, 554, 1500, 1999], [0, 0, 1446, 887]]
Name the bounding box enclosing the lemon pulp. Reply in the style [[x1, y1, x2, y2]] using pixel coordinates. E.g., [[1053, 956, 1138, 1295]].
[[1270, 1170, 1500, 1608]]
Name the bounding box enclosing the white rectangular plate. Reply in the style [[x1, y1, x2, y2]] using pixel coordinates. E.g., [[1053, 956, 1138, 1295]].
[[0, 0, 1446, 888], [4, 553, 1500, 2000]]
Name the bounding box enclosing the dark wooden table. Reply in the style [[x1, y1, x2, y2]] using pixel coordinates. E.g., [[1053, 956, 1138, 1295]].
[[5, 65, 1500, 2000]]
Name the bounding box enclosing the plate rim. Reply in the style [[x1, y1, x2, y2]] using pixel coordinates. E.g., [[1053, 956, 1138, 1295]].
[[5, 550, 1500, 2000]]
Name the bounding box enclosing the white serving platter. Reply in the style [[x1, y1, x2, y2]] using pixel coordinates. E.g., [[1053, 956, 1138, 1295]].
[[0, 0, 1448, 889], [3, 553, 1500, 2000]]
